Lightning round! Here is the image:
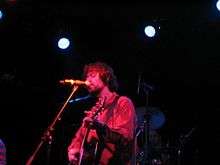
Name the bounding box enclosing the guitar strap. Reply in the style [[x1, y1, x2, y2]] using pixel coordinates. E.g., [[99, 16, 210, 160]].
[[102, 95, 120, 124], [93, 95, 121, 164]]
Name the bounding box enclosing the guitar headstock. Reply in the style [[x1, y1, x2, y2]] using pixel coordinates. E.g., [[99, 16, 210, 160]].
[[90, 97, 106, 118], [97, 97, 106, 108]]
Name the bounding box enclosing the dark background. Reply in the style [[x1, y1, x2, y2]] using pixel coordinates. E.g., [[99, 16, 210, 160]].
[[0, 0, 219, 164]]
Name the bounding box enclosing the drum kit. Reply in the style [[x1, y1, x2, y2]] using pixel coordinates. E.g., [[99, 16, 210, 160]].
[[134, 76, 193, 165], [135, 106, 196, 165]]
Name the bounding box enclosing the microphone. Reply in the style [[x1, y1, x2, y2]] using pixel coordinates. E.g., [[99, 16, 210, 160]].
[[142, 82, 154, 91], [59, 79, 90, 86]]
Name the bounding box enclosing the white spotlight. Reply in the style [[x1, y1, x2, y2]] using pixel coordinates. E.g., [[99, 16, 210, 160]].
[[58, 37, 70, 50], [0, 10, 3, 20], [144, 25, 156, 38], [217, 0, 220, 11]]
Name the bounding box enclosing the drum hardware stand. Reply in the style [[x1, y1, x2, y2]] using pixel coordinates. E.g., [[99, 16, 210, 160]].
[[143, 82, 153, 165], [26, 85, 79, 165], [177, 127, 196, 165], [137, 80, 154, 165]]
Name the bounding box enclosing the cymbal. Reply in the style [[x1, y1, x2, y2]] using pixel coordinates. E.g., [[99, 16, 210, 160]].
[[136, 106, 165, 130]]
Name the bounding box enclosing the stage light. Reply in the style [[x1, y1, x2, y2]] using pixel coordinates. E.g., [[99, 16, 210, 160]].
[[0, 10, 3, 20], [57, 37, 70, 50], [138, 20, 161, 43], [217, 0, 220, 11], [144, 25, 156, 38]]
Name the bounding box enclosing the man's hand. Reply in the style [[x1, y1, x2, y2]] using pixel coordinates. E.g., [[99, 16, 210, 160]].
[[68, 148, 79, 163], [83, 117, 93, 128], [83, 117, 106, 131]]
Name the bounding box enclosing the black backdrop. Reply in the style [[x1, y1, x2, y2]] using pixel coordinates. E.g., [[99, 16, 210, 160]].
[[0, 0, 219, 164]]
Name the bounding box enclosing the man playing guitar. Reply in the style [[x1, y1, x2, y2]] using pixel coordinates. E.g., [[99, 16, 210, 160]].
[[67, 61, 137, 165]]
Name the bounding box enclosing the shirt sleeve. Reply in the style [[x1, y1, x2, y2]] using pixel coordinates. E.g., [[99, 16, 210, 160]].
[[0, 139, 6, 165], [104, 96, 137, 143]]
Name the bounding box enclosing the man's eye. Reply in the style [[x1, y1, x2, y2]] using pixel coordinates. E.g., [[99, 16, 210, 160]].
[[87, 73, 96, 78]]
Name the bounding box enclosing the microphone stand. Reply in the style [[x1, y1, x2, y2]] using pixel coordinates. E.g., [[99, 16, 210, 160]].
[[26, 85, 80, 165], [142, 83, 153, 165]]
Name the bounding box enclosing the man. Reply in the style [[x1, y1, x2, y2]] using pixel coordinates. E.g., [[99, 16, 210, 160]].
[[0, 138, 6, 165], [67, 62, 137, 165]]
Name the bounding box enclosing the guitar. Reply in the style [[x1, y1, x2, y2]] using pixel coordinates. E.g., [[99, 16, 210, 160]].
[[70, 97, 106, 165]]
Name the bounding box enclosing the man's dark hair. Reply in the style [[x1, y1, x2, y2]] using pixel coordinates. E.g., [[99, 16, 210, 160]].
[[83, 62, 118, 92]]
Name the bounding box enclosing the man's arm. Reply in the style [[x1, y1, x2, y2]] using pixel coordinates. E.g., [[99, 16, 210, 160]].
[[92, 96, 136, 144]]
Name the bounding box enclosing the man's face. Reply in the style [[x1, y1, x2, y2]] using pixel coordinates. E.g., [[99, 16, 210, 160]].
[[85, 71, 105, 93]]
